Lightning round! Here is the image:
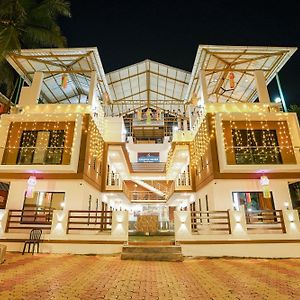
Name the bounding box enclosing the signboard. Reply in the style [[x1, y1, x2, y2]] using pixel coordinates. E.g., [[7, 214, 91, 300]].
[[137, 152, 160, 163]]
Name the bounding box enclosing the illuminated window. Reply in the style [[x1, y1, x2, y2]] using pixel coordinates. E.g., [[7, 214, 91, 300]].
[[232, 129, 282, 164], [17, 130, 65, 164]]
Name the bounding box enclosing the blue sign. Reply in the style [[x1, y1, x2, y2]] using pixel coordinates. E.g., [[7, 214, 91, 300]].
[[137, 152, 160, 163]]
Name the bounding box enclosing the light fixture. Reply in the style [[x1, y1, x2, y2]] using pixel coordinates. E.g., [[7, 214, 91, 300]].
[[274, 97, 282, 103], [235, 215, 241, 223]]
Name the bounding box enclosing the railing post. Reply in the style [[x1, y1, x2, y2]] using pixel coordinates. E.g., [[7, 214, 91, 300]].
[[282, 209, 300, 235], [228, 206, 247, 236], [50, 210, 68, 237], [111, 211, 128, 240], [0, 209, 8, 235], [174, 211, 193, 241]]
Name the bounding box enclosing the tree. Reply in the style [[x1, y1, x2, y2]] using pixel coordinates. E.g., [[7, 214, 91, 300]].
[[0, 0, 71, 98], [288, 104, 300, 123]]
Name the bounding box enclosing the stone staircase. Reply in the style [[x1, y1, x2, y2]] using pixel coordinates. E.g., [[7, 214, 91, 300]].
[[121, 243, 183, 262]]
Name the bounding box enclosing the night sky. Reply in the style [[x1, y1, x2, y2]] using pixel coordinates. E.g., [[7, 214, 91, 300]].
[[59, 0, 300, 106]]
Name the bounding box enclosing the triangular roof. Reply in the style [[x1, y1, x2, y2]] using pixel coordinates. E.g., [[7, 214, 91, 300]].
[[6, 47, 111, 104], [106, 59, 190, 102], [185, 45, 297, 103]]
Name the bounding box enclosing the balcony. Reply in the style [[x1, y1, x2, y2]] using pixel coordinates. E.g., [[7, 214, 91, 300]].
[[230, 146, 283, 165], [1, 146, 71, 165]]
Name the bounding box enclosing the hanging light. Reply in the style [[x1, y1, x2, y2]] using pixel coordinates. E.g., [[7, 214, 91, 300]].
[[26, 176, 37, 198], [229, 72, 235, 89], [61, 74, 68, 89], [191, 92, 199, 106], [260, 175, 270, 198], [102, 92, 110, 105]]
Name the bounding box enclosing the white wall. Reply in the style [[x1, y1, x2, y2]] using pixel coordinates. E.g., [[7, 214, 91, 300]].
[[103, 117, 126, 142], [4, 179, 103, 211], [0, 113, 83, 174], [195, 179, 296, 211], [215, 112, 300, 173]]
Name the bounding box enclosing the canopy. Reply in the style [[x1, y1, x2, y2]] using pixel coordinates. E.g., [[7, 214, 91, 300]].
[[185, 45, 297, 103], [6, 48, 111, 104]]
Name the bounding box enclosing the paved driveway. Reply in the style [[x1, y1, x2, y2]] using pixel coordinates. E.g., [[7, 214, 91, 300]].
[[0, 253, 299, 299]]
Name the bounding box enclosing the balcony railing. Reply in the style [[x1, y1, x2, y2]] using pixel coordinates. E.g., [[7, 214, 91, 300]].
[[176, 172, 191, 187], [5, 209, 53, 232], [106, 172, 121, 187], [66, 210, 112, 233], [228, 146, 290, 165], [245, 210, 286, 233], [1, 146, 71, 165], [191, 210, 231, 234]]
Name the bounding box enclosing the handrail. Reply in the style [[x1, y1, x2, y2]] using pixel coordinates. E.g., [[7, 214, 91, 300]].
[[245, 209, 286, 233], [5, 209, 53, 232], [122, 181, 167, 201], [190, 210, 231, 234], [67, 210, 112, 233]]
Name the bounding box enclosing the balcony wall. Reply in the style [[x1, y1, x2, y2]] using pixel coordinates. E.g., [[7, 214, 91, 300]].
[[0, 113, 83, 174], [222, 120, 296, 165], [1, 121, 75, 165]]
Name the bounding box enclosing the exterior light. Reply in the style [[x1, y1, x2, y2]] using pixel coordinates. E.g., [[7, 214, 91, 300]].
[[274, 97, 281, 103], [235, 215, 241, 223], [173, 126, 178, 131], [283, 202, 289, 210]]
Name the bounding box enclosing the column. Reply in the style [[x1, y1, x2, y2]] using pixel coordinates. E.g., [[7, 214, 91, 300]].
[[199, 70, 208, 104], [19, 72, 44, 106], [254, 70, 271, 103]]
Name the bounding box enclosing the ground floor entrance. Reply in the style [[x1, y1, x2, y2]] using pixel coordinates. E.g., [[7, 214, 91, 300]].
[[128, 203, 175, 243]]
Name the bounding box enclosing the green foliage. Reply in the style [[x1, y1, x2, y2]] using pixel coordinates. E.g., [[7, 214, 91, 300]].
[[0, 0, 71, 97], [288, 104, 300, 123]]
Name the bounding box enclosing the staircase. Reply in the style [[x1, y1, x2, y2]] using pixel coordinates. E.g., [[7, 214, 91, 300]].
[[121, 243, 183, 262], [132, 179, 165, 197], [131, 162, 165, 173]]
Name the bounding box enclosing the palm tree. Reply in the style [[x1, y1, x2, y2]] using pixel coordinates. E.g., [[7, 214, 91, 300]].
[[0, 0, 71, 99]]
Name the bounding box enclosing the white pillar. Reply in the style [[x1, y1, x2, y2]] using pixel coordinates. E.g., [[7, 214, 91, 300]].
[[174, 211, 193, 240], [254, 70, 270, 103], [183, 119, 188, 131], [228, 206, 247, 236], [50, 210, 68, 237], [111, 211, 128, 240], [88, 71, 97, 107], [282, 209, 300, 236], [199, 70, 208, 104], [19, 72, 44, 106], [0, 209, 8, 235]]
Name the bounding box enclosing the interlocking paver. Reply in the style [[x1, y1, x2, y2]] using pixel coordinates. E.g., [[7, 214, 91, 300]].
[[0, 253, 300, 299]]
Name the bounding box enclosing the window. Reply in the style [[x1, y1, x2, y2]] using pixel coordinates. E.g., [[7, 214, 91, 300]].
[[23, 191, 65, 211], [232, 192, 274, 211], [17, 130, 65, 165], [232, 129, 282, 164], [21, 191, 65, 224]]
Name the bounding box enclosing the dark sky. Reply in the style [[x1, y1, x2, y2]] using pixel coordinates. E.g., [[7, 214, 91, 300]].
[[59, 0, 300, 106]]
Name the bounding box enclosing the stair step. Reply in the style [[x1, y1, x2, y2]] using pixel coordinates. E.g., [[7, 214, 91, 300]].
[[128, 241, 175, 246], [123, 246, 181, 254], [121, 252, 183, 262]]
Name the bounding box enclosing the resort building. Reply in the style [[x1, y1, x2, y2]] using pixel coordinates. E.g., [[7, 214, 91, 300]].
[[1, 45, 300, 258]]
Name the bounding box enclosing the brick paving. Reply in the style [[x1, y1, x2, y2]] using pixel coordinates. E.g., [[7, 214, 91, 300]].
[[1, 253, 300, 299]]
